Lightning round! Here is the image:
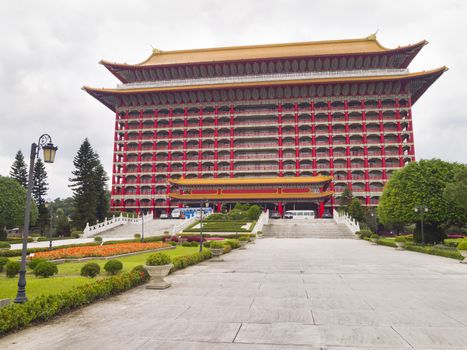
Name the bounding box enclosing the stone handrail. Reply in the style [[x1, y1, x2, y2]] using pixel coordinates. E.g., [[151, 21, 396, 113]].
[[252, 210, 269, 234], [83, 211, 153, 237], [171, 212, 212, 235], [333, 209, 360, 234]]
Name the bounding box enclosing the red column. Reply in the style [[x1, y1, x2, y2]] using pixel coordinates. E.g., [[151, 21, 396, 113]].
[[318, 201, 324, 218], [278, 103, 283, 176], [278, 202, 283, 216]]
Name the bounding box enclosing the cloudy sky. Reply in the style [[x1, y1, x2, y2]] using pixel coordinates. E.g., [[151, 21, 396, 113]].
[[0, 0, 465, 199]]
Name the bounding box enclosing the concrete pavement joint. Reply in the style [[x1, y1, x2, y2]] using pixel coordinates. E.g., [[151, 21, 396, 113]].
[[390, 325, 415, 348]]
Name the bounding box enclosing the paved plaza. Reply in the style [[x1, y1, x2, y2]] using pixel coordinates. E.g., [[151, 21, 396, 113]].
[[2, 238, 467, 349]]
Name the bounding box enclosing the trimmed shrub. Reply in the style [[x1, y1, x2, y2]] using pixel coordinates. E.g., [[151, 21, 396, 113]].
[[182, 241, 192, 247], [239, 236, 249, 241], [134, 234, 141, 240], [203, 241, 211, 248], [0, 242, 11, 249], [28, 258, 47, 270], [377, 238, 397, 248], [104, 260, 123, 275], [146, 252, 171, 266], [457, 240, 467, 251], [0, 257, 9, 272], [131, 265, 150, 282], [223, 245, 232, 254], [224, 239, 240, 249], [171, 250, 212, 271], [5, 261, 21, 278], [444, 238, 462, 248], [168, 241, 177, 246], [70, 231, 83, 238], [394, 236, 406, 243], [81, 263, 100, 278], [406, 244, 463, 260], [33, 261, 58, 278], [0, 270, 148, 336], [94, 236, 103, 244], [370, 234, 379, 239], [357, 230, 373, 239], [209, 241, 225, 249]]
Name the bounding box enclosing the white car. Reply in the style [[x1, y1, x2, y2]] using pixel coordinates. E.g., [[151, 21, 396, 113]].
[[159, 213, 169, 219]]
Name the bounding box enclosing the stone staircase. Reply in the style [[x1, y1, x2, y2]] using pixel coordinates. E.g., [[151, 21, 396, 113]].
[[262, 219, 355, 239], [96, 219, 179, 238]]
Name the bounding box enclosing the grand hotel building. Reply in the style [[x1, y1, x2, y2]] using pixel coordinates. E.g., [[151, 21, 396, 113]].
[[84, 35, 446, 217]]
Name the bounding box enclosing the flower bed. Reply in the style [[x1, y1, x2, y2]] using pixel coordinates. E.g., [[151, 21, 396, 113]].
[[30, 242, 170, 260]]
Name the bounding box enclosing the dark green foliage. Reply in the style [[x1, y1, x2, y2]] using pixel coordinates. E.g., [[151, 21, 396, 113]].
[[246, 205, 262, 220], [348, 198, 365, 223], [0, 176, 38, 230], [238, 235, 249, 241], [32, 158, 48, 205], [444, 238, 462, 248], [70, 231, 83, 238], [378, 160, 467, 243], [55, 208, 71, 236], [206, 213, 225, 221], [131, 265, 150, 281], [0, 228, 6, 241], [33, 261, 58, 278], [405, 244, 463, 260], [457, 240, 467, 251], [357, 230, 372, 239], [338, 186, 353, 210], [0, 270, 148, 336], [203, 241, 211, 248], [37, 204, 50, 235], [224, 239, 240, 249], [104, 260, 123, 275], [80, 263, 100, 277], [444, 166, 467, 211], [28, 258, 47, 270], [170, 250, 212, 271], [94, 236, 103, 244], [0, 242, 11, 248], [185, 220, 254, 232], [10, 150, 28, 188], [0, 257, 9, 272], [146, 253, 171, 266], [69, 139, 109, 229], [5, 261, 21, 278]]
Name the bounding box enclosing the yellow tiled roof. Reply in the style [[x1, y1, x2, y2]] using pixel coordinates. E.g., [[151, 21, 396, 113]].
[[169, 176, 332, 186], [100, 36, 426, 67]]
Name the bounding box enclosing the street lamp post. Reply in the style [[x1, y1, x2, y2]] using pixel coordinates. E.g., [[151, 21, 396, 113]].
[[414, 205, 428, 244], [14, 134, 57, 304], [199, 201, 209, 252], [141, 210, 145, 242]]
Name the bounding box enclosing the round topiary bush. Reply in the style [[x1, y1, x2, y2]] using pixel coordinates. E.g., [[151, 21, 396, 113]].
[[134, 233, 141, 240], [168, 241, 177, 246], [209, 241, 225, 249], [28, 258, 47, 270], [0, 257, 9, 272], [203, 241, 211, 248], [146, 253, 171, 266], [104, 260, 123, 275], [182, 241, 192, 247], [457, 240, 467, 251], [5, 261, 21, 278], [370, 233, 380, 239], [81, 262, 101, 277], [358, 230, 373, 239], [34, 261, 58, 278], [94, 236, 103, 244], [0, 242, 11, 249], [190, 241, 199, 247]]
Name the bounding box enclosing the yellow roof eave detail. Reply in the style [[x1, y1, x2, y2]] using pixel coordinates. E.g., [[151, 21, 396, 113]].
[[168, 176, 333, 186]]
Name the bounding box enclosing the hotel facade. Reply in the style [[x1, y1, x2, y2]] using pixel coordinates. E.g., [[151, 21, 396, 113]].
[[84, 35, 445, 217]]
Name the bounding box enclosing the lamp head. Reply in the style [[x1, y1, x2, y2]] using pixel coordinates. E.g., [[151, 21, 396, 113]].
[[42, 143, 58, 163]]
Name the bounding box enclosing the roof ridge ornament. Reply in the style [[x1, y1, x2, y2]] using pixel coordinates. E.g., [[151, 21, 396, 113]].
[[366, 30, 379, 41], [151, 46, 163, 54]]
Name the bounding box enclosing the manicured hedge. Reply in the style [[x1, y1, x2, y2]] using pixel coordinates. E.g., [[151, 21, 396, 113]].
[[405, 244, 463, 260], [171, 250, 212, 271], [377, 238, 397, 248], [184, 220, 256, 233], [0, 270, 149, 336]]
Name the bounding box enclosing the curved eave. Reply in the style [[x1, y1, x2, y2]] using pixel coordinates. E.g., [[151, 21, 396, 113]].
[[99, 39, 429, 82], [169, 176, 333, 187], [83, 66, 447, 112], [168, 191, 334, 201]]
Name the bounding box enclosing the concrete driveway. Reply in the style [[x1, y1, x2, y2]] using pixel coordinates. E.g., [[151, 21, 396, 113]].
[[2, 238, 467, 349]]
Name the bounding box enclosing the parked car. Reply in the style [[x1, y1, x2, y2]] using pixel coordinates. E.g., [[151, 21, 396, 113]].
[[322, 212, 333, 219], [270, 211, 281, 219], [159, 213, 169, 219], [284, 212, 293, 219]]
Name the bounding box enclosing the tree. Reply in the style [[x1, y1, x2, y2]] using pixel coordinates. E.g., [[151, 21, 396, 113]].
[[32, 158, 48, 205], [0, 176, 38, 230], [10, 150, 28, 188], [378, 159, 466, 243], [69, 139, 109, 229], [37, 204, 50, 235], [338, 186, 353, 211], [55, 208, 70, 236], [347, 198, 365, 223], [246, 205, 262, 220], [444, 166, 467, 212]]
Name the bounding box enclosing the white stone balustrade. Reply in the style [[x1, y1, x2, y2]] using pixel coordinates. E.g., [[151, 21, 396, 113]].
[[333, 209, 360, 234], [252, 210, 269, 234], [83, 211, 153, 237]]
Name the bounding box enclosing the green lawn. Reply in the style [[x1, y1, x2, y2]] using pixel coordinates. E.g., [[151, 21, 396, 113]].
[[0, 246, 199, 300]]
